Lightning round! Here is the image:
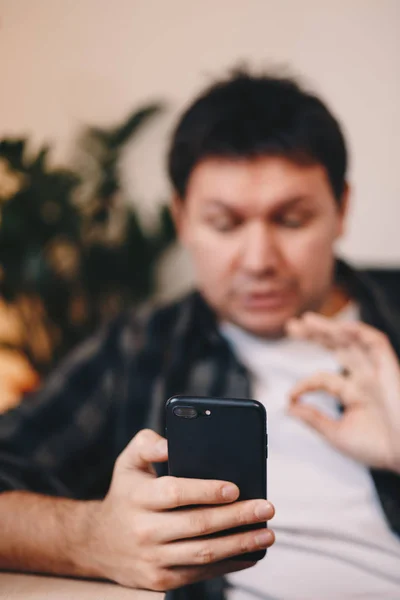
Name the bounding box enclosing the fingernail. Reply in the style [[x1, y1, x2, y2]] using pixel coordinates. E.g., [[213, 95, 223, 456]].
[[221, 484, 238, 500], [155, 439, 168, 456], [255, 502, 272, 520], [255, 530, 273, 546]]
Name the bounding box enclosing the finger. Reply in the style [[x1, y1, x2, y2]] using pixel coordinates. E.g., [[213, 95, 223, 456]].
[[287, 401, 340, 444], [290, 312, 365, 349], [144, 475, 240, 511], [289, 315, 396, 369], [161, 526, 275, 566], [116, 429, 168, 475], [335, 345, 371, 377], [165, 560, 257, 589], [302, 313, 345, 348], [156, 499, 274, 542], [287, 313, 354, 349], [289, 372, 353, 407], [340, 322, 398, 365]]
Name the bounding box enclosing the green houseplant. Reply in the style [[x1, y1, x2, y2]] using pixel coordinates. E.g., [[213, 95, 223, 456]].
[[0, 104, 175, 378]]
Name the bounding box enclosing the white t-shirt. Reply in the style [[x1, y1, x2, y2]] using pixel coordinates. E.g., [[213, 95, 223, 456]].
[[220, 304, 400, 600]]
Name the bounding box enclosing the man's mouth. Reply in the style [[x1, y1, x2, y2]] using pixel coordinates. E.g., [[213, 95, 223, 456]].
[[240, 288, 294, 310]]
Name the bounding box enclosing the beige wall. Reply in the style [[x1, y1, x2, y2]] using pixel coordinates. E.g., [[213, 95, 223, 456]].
[[1, 0, 399, 274]]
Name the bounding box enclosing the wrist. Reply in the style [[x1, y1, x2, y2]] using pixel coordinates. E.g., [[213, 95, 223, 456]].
[[62, 499, 105, 579]]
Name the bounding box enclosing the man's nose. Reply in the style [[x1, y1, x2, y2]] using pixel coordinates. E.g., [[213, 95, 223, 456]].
[[240, 222, 282, 275]]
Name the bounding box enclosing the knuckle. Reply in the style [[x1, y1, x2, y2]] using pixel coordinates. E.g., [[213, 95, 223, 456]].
[[132, 517, 154, 544], [189, 512, 210, 536], [166, 571, 185, 590], [377, 332, 388, 346], [366, 329, 386, 347], [135, 428, 154, 444], [160, 476, 182, 507], [237, 504, 252, 526], [238, 533, 255, 555], [195, 543, 215, 565], [133, 429, 159, 453], [147, 569, 170, 592], [142, 543, 165, 568], [114, 453, 125, 472]]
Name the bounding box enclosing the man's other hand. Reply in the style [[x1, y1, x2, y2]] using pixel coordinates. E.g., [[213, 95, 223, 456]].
[[287, 313, 400, 473]]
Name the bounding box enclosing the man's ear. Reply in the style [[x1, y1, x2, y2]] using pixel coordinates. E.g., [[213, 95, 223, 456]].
[[336, 182, 351, 239], [170, 195, 186, 243]]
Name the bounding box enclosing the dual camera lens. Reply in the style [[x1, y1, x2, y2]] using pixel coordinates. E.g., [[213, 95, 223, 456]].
[[173, 406, 211, 419]]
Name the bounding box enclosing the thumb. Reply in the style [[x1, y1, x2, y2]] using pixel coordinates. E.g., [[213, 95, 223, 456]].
[[116, 428, 168, 474]]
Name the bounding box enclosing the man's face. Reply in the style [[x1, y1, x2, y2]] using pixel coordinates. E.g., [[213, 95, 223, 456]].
[[173, 156, 348, 337]]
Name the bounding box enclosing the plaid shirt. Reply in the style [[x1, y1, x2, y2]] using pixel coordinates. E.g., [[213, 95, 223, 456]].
[[0, 260, 399, 600]]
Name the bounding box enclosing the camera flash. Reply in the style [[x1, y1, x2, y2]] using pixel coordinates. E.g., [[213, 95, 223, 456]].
[[205, 410, 211, 416]]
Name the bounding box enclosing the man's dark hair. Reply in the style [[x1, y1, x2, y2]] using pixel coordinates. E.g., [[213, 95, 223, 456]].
[[167, 69, 348, 203]]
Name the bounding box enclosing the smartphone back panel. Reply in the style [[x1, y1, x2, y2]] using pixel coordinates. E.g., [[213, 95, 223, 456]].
[[165, 396, 268, 561]]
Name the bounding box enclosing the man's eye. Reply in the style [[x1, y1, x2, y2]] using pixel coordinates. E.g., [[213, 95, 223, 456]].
[[277, 215, 307, 228], [208, 218, 238, 232]]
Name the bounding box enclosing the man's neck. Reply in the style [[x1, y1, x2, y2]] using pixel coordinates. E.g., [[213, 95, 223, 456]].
[[319, 285, 352, 317]]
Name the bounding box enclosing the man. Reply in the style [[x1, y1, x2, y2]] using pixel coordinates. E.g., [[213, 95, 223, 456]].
[[0, 70, 400, 600]]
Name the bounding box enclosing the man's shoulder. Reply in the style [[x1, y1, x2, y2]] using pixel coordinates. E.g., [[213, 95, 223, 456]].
[[128, 291, 197, 330], [338, 260, 400, 356], [48, 293, 198, 381], [109, 291, 199, 354]]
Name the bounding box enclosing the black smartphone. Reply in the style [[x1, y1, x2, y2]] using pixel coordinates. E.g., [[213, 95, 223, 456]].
[[165, 395, 268, 561]]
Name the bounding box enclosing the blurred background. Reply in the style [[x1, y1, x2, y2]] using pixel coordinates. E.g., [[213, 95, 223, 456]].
[[0, 0, 399, 410]]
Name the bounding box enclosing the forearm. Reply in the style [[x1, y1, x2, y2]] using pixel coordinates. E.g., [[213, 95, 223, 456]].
[[0, 490, 100, 578]]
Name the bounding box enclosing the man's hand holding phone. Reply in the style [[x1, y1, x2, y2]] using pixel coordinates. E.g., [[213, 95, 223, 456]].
[[81, 429, 275, 592]]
